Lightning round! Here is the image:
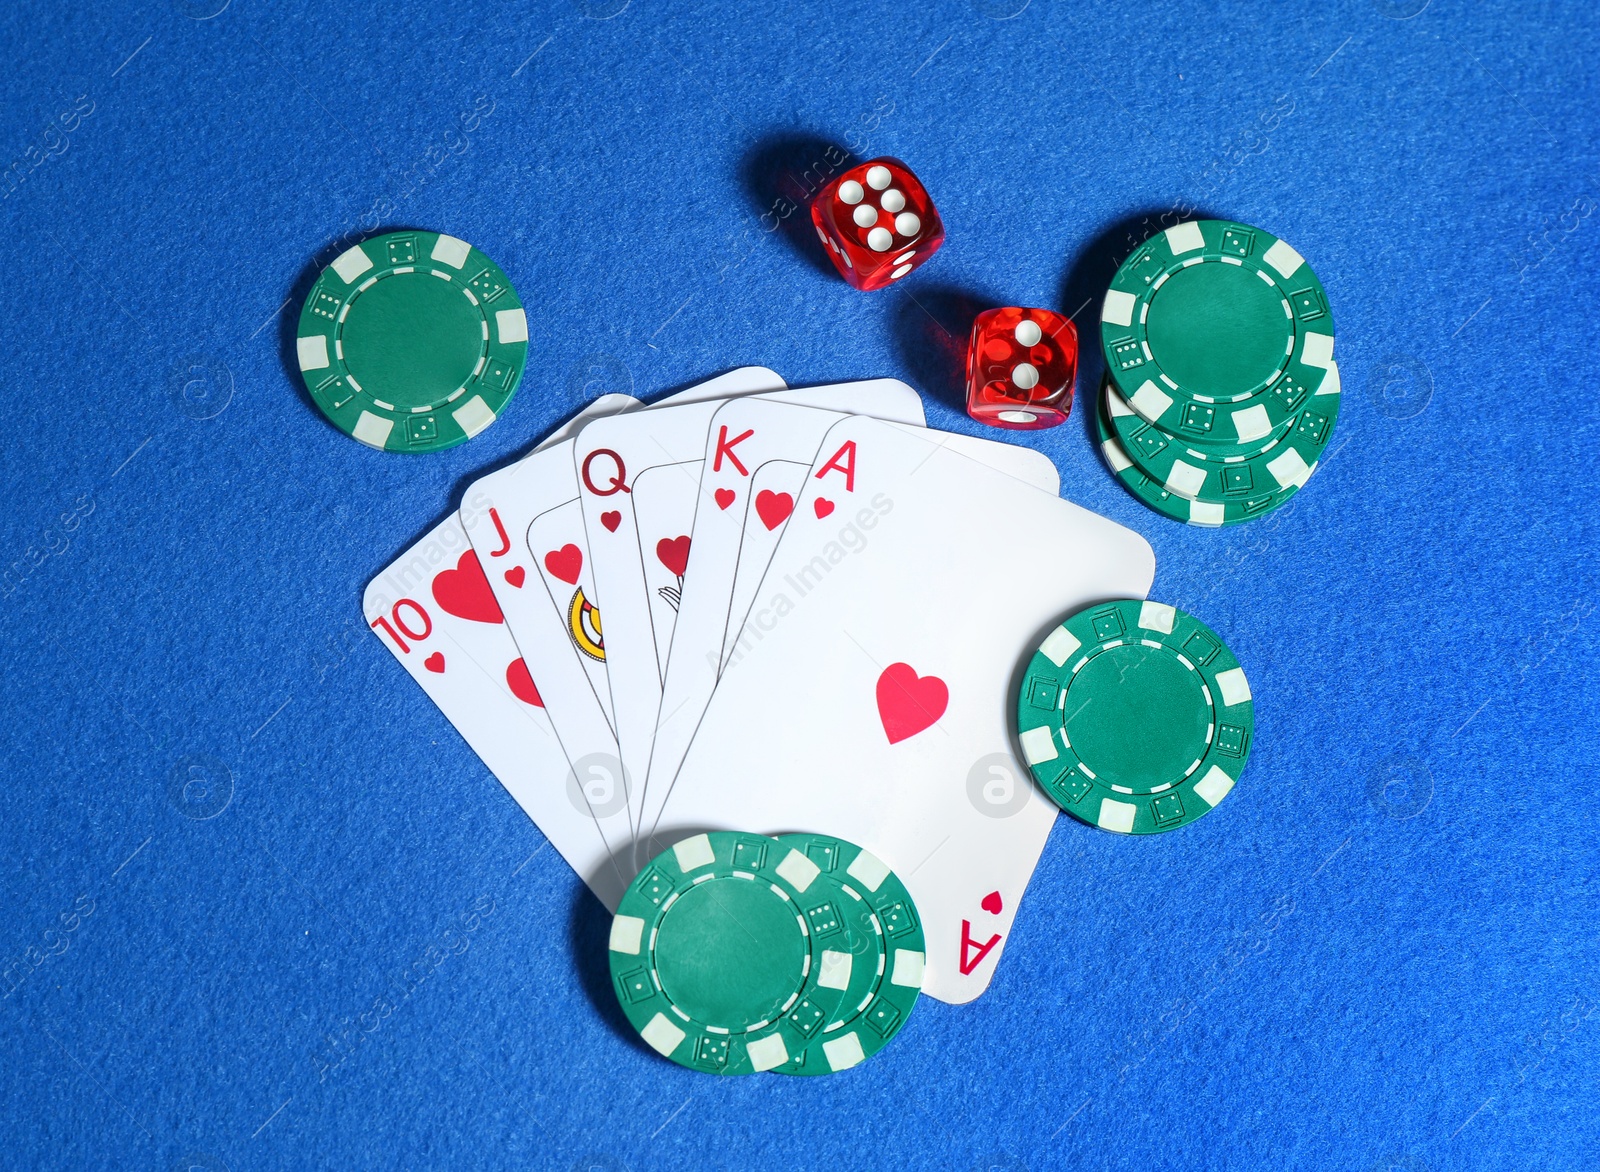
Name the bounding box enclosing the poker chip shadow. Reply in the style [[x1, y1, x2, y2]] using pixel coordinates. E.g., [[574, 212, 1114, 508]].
[[276, 224, 433, 439], [568, 879, 657, 1057], [1057, 209, 1231, 447], [890, 285, 997, 414], [739, 133, 857, 279], [570, 823, 757, 1060]]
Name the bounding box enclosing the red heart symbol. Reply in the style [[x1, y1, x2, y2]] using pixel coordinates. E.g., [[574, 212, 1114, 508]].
[[714, 487, 736, 510], [755, 490, 793, 531], [544, 544, 582, 585], [875, 662, 948, 744], [503, 566, 526, 588], [600, 510, 622, 533], [981, 891, 1003, 916], [656, 535, 691, 578], [431, 550, 503, 624], [424, 652, 445, 674], [505, 657, 543, 707], [814, 497, 835, 519]]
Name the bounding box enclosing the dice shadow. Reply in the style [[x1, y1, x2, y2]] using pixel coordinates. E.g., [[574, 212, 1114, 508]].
[[891, 284, 996, 415], [739, 133, 859, 279], [889, 208, 1235, 421], [1056, 207, 1231, 447]]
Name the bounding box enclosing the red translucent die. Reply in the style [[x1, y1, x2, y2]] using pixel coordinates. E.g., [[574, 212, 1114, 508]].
[[811, 157, 945, 291], [965, 307, 1078, 430]]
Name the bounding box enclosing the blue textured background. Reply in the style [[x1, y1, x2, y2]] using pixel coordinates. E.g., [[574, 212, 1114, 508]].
[[3, 1, 1597, 1169]]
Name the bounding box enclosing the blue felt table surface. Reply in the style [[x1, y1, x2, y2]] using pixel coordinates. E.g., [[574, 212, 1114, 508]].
[[3, 1, 1598, 1168]]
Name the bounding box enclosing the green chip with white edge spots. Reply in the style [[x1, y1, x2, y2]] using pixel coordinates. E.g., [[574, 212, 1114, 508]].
[[767, 833, 925, 1076], [1096, 376, 1298, 527], [1106, 374, 1339, 503], [608, 831, 845, 1075], [295, 230, 527, 452], [1016, 599, 1255, 834], [1101, 219, 1335, 442]]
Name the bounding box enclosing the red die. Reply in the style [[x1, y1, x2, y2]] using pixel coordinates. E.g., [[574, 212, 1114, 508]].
[[964, 307, 1078, 430], [811, 157, 945, 290]]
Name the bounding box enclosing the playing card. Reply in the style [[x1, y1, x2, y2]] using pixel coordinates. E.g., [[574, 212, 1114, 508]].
[[524, 499, 615, 731], [719, 425, 1063, 672], [365, 397, 644, 911], [461, 369, 790, 844], [627, 460, 700, 683], [571, 380, 924, 846], [641, 398, 1062, 847], [718, 457, 809, 673], [652, 415, 1156, 1002]]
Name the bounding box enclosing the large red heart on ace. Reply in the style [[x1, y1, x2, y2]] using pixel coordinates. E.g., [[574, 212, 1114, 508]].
[[656, 535, 690, 577], [431, 550, 503, 624], [876, 662, 948, 744]]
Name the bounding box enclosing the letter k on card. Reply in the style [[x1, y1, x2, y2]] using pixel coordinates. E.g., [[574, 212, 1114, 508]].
[[639, 389, 929, 848]]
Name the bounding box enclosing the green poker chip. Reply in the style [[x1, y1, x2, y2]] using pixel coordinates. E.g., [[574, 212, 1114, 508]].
[[1106, 375, 1338, 503], [1100, 219, 1335, 441], [295, 230, 527, 452], [768, 833, 924, 1076], [1096, 377, 1297, 526], [608, 831, 844, 1075], [1016, 599, 1254, 834]]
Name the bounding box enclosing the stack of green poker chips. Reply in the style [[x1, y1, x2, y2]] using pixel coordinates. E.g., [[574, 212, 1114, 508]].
[[1096, 377, 1295, 527], [609, 831, 923, 1075], [295, 230, 527, 452], [1098, 219, 1338, 522], [1015, 599, 1254, 833], [767, 833, 924, 1076]]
